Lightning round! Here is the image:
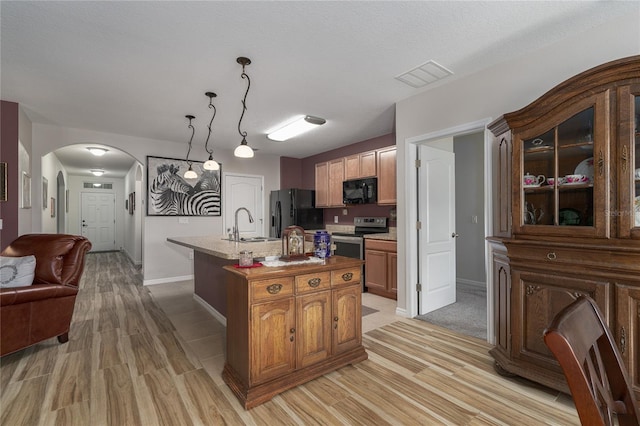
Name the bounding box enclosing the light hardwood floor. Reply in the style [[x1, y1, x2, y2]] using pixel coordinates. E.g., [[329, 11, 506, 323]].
[[0, 252, 579, 425]]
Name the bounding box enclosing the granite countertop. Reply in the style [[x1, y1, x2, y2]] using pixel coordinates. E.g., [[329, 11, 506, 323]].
[[167, 235, 313, 260], [363, 232, 397, 241]]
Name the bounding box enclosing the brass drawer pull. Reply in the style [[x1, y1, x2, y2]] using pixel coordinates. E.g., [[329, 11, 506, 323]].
[[546, 252, 557, 260], [266, 283, 283, 294], [307, 277, 321, 288], [341, 272, 353, 281]]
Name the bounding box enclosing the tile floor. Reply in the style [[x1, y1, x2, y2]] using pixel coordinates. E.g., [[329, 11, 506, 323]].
[[147, 280, 403, 385]]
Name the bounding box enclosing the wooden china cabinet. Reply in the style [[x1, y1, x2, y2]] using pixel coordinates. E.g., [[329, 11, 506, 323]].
[[488, 56, 640, 400]]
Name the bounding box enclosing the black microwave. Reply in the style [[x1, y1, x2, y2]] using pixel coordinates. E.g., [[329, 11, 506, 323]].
[[343, 177, 377, 204]]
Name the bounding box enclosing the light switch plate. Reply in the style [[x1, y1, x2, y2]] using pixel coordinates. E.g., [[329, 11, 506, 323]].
[[334, 216, 339, 223]]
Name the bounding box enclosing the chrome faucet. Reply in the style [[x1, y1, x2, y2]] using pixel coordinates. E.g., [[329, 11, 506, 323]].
[[233, 207, 254, 242]]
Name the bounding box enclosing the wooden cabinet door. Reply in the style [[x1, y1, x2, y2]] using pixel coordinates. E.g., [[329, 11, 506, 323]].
[[492, 246, 511, 356], [296, 291, 332, 368], [615, 283, 640, 399], [328, 158, 345, 207], [315, 162, 329, 207], [364, 249, 387, 293], [360, 151, 377, 177], [332, 284, 361, 354], [377, 147, 396, 205], [250, 298, 296, 384], [344, 155, 360, 180], [616, 84, 640, 239], [511, 269, 611, 371], [388, 251, 398, 296]]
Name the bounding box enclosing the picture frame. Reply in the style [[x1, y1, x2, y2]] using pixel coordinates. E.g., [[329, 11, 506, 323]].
[[65, 189, 69, 213], [125, 199, 129, 210], [21, 172, 31, 209], [42, 177, 48, 210], [146, 156, 221, 216], [0, 162, 6, 202], [128, 192, 134, 215], [50, 197, 55, 218]]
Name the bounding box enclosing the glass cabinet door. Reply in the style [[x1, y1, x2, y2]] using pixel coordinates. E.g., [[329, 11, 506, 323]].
[[633, 93, 640, 230], [514, 93, 607, 237]]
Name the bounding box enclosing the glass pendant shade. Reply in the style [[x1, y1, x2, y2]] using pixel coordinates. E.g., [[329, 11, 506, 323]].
[[184, 166, 197, 179], [203, 154, 219, 170], [234, 138, 254, 158]]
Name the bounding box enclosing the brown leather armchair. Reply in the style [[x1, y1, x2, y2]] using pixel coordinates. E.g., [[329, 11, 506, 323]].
[[1, 234, 92, 356]]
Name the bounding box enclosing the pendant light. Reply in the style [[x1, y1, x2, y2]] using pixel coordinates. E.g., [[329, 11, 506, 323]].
[[183, 115, 198, 179], [202, 92, 220, 170], [234, 56, 254, 158]]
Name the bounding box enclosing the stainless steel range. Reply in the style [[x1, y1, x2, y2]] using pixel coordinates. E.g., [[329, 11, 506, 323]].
[[332, 217, 388, 290]]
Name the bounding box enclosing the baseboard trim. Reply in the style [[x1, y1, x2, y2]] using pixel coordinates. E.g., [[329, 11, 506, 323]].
[[457, 278, 486, 288], [395, 307, 408, 317], [143, 274, 194, 286], [193, 294, 227, 327]]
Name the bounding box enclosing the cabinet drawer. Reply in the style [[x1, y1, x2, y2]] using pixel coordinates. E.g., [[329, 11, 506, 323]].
[[331, 268, 361, 286], [365, 239, 396, 252], [251, 277, 294, 302], [295, 271, 331, 294]]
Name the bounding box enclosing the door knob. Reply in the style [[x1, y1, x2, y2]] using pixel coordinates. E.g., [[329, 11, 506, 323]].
[[452, 233, 459, 238]]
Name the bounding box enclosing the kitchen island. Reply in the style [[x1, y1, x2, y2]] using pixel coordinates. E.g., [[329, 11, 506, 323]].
[[222, 255, 367, 409], [167, 236, 313, 320]]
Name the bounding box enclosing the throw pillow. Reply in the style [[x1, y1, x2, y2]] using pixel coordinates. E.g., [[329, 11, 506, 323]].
[[0, 255, 36, 288]]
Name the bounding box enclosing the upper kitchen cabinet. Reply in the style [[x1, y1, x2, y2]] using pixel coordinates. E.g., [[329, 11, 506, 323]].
[[377, 147, 397, 205], [315, 159, 345, 208], [345, 151, 377, 180]]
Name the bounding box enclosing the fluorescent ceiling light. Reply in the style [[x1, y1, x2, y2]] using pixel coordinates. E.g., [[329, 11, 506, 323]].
[[267, 115, 326, 141], [91, 169, 104, 176], [87, 147, 108, 156], [93, 183, 102, 187]]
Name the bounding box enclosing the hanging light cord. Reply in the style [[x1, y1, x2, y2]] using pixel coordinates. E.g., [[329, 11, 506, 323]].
[[204, 93, 217, 155], [237, 63, 251, 139], [185, 115, 195, 167]]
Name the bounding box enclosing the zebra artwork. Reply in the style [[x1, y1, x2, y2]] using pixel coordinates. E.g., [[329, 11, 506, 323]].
[[146, 156, 221, 216]]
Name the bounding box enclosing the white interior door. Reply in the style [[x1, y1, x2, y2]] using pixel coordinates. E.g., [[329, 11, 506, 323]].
[[418, 144, 456, 314], [223, 174, 264, 237], [81, 192, 115, 252]]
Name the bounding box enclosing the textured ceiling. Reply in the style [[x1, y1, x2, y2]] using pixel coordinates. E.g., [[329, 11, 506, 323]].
[[1, 1, 636, 176]]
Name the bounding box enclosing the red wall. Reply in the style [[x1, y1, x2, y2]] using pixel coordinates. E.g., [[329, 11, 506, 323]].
[[1, 101, 19, 250], [278, 132, 396, 226]]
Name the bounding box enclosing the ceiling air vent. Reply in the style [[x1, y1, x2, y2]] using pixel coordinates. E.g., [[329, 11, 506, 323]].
[[395, 60, 453, 88], [84, 182, 113, 189]]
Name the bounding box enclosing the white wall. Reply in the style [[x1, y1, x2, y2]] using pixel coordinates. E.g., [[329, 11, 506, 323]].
[[31, 123, 281, 284], [395, 13, 640, 316], [41, 152, 68, 233], [454, 133, 485, 286], [122, 162, 143, 265]]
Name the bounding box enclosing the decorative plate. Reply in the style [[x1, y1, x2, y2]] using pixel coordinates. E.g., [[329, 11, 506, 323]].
[[574, 157, 594, 181]]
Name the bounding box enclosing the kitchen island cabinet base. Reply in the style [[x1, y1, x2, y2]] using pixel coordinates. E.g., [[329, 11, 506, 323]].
[[222, 346, 367, 409]]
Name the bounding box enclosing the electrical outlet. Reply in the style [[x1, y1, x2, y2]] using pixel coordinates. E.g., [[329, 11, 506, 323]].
[[342, 209, 348, 215], [334, 216, 339, 223], [472, 215, 478, 224]]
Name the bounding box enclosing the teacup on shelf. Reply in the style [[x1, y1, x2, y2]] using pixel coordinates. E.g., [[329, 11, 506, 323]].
[[565, 174, 589, 184], [546, 177, 566, 186], [523, 173, 545, 186]]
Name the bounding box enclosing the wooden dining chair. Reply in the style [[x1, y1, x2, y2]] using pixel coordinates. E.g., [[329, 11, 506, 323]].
[[543, 295, 639, 426]]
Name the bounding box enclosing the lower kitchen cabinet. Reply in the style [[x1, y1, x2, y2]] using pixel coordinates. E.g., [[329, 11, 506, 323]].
[[364, 238, 397, 299], [223, 256, 367, 409]]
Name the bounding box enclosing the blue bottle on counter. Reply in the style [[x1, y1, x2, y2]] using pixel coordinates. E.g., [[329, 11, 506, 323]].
[[313, 231, 331, 259]]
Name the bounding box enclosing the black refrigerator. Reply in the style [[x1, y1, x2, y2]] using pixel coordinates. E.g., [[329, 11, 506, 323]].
[[269, 189, 324, 238]]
